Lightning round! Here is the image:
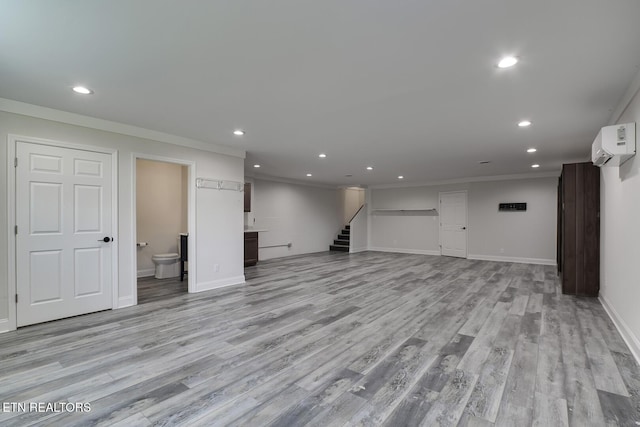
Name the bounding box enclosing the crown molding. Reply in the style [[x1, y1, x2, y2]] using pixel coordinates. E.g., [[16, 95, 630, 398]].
[[368, 171, 560, 189], [336, 185, 368, 190], [245, 172, 338, 189], [0, 98, 245, 159], [246, 170, 561, 191]]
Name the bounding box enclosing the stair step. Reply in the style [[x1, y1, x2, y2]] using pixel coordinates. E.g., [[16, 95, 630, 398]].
[[345, 225, 350, 229], [330, 245, 349, 252], [338, 234, 350, 240], [333, 239, 349, 246], [342, 229, 350, 235]]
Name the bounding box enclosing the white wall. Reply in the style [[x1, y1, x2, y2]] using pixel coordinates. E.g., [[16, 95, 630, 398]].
[[249, 178, 341, 260], [1, 109, 245, 331], [468, 179, 557, 262], [136, 159, 188, 276], [349, 205, 368, 253], [370, 186, 443, 255], [600, 87, 640, 361], [370, 177, 557, 263]]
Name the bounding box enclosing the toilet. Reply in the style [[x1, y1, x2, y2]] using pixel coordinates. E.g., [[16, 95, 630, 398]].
[[151, 253, 180, 279]]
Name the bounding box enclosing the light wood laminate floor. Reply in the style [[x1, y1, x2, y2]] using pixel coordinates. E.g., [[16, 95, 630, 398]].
[[137, 276, 188, 305], [1, 252, 639, 426]]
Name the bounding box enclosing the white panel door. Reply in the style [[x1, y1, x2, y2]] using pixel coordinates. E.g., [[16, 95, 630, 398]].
[[440, 191, 467, 258], [16, 142, 113, 326]]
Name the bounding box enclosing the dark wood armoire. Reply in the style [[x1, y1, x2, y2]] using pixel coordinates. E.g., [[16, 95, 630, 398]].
[[558, 162, 600, 296]]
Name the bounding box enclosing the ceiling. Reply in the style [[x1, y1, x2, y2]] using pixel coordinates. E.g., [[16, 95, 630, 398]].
[[2, 1, 640, 186]]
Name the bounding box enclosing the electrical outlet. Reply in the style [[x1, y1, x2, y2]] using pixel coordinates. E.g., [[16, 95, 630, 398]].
[[499, 248, 505, 254]]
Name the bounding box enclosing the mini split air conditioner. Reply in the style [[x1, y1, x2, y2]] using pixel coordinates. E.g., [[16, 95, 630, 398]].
[[592, 122, 636, 167]]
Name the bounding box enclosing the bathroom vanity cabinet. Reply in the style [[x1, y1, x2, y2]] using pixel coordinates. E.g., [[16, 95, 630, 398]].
[[179, 234, 188, 281], [244, 231, 258, 267]]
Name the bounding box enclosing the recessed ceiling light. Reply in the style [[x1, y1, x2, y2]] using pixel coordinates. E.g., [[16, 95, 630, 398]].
[[398, 175, 404, 179], [345, 174, 353, 177], [531, 164, 540, 168], [318, 153, 327, 158], [306, 173, 312, 177], [366, 166, 373, 170], [233, 129, 245, 136], [527, 148, 537, 153], [498, 56, 518, 68], [253, 164, 260, 168], [478, 161, 491, 164], [72, 86, 93, 95], [518, 120, 532, 127]]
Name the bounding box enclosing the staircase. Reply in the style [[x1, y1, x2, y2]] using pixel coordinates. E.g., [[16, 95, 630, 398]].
[[330, 225, 350, 252]]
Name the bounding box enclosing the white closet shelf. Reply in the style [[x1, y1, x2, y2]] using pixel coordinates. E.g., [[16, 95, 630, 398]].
[[371, 208, 437, 211], [371, 208, 438, 214]]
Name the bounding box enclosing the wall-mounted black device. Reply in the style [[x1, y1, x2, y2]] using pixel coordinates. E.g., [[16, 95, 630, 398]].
[[499, 203, 527, 211]]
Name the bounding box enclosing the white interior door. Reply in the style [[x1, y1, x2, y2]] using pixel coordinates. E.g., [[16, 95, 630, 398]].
[[16, 142, 113, 326], [440, 191, 467, 258]]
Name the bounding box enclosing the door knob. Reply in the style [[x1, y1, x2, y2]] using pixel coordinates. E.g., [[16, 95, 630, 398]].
[[461, 227, 466, 230], [99, 237, 112, 242]]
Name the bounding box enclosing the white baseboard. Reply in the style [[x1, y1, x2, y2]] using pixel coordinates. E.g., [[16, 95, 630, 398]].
[[366, 248, 555, 265], [117, 295, 135, 309], [0, 318, 10, 333], [599, 295, 640, 367], [369, 247, 441, 256], [260, 249, 328, 261], [350, 247, 368, 254], [194, 275, 245, 293], [137, 268, 155, 278], [467, 254, 556, 266]]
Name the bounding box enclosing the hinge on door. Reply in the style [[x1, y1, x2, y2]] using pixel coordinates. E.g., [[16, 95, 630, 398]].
[[15, 294, 18, 303], [14, 157, 18, 167], [14, 225, 18, 235]]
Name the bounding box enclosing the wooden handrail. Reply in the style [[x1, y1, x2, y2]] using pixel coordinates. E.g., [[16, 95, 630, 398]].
[[348, 204, 366, 224]]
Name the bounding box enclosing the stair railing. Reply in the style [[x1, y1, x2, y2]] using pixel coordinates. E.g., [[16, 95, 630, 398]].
[[348, 204, 365, 225]]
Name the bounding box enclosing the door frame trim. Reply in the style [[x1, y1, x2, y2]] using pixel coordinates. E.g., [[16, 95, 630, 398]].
[[131, 153, 196, 304], [438, 190, 468, 258], [6, 134, 119, 332]]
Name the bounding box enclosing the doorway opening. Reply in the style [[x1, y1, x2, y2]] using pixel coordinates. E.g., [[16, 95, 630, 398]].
[[339, 186, 366, 226], [134, 157, 192, 304]]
